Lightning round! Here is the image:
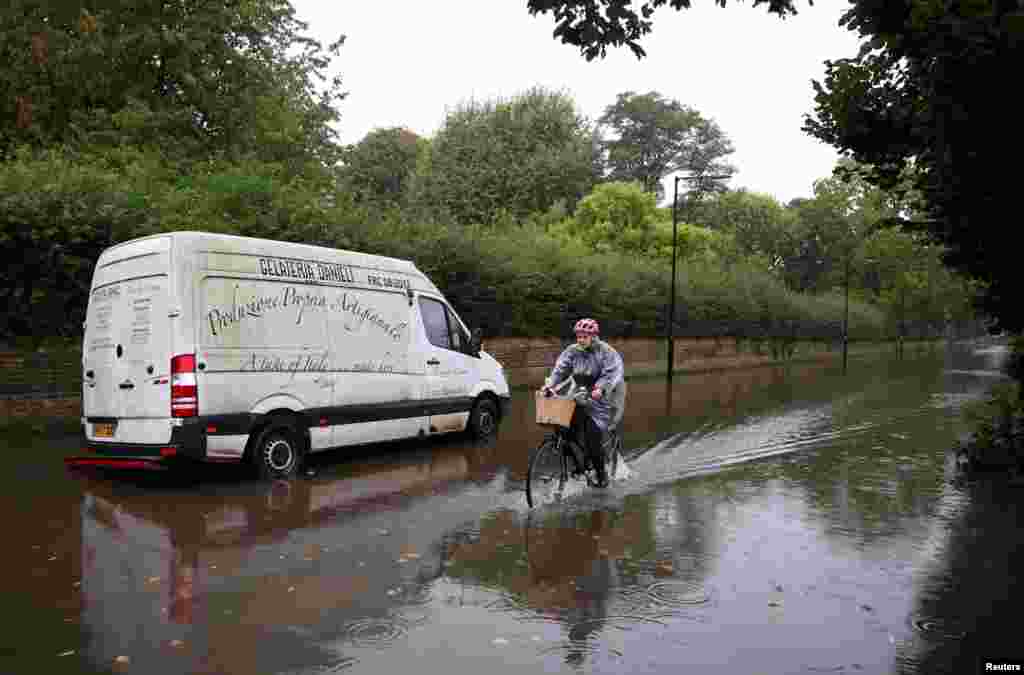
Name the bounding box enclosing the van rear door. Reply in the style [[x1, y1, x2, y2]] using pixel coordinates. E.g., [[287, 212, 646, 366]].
[[83, 237, 173, 444]]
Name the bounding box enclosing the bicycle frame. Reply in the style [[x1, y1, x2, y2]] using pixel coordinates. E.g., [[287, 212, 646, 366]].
[[546, 425, 591, 479]]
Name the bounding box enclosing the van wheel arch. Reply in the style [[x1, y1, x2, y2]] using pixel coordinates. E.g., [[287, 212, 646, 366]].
[[244, 410, 309, 478]]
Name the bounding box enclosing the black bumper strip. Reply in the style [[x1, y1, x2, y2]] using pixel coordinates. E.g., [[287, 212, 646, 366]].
[[84, 395, 488, 460]]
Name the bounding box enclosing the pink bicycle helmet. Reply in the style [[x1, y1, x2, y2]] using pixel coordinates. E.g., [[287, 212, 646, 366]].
[[573, 318, 600, 336]]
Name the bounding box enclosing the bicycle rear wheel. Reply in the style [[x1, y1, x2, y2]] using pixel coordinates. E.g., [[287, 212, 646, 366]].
[[526, 437, 565, 508]]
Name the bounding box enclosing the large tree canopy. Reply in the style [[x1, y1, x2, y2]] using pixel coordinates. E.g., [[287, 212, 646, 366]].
[[599, 91, 735, 201], [527, 0, 804, 59], [1, 0, 346, 170], [803, 0, 1023, 331], [0, 0, 348, 339], [417, 87, 602, 226]]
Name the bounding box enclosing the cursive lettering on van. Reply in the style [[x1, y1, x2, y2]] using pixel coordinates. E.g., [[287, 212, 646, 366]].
[[207, 285, 281, 336], [332, 292, 407, 342], [243, 352, 330, 373], [282, 286, 327, 325], [351, 360, 397, 374]]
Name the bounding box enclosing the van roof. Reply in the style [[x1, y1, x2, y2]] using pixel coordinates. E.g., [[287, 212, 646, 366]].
[[100, 230, 440, 294], [103, 230, 413, 268]]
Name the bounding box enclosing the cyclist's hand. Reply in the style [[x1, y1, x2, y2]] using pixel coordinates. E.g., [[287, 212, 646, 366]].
[[591, 387, 603, 401]]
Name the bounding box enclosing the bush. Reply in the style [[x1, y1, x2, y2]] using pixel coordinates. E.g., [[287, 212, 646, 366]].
[[961, 381, 1024, 469]]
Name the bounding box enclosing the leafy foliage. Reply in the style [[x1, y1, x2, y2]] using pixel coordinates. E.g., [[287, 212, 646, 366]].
[[691, 189, 797, 271], [0, 0, 346, 171], [526, 0, 804, 59], [803, 0, 1023, 332], [339, 127, 427, 209], [599, 91, 735, 200], [416, 87, 602, 226]]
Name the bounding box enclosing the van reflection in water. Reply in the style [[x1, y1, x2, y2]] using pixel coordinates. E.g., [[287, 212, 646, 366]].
[[76, 440, 501, 674]]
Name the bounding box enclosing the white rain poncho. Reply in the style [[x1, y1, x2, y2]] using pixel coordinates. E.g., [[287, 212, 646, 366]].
[[545, 338, 625, 432]]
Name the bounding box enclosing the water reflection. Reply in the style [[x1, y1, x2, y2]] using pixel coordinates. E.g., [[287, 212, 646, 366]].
[[76, 439, 507, 674]]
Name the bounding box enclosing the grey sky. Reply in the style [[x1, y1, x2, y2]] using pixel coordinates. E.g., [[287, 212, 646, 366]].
[[290, 1, 863, 205]]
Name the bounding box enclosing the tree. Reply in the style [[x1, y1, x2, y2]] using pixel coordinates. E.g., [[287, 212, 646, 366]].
[[0, 0, 350, 339], [339, 127, 427, 209], [803, 0, 1024, 332], [418, 87, 602, 226], [0, 0, 346, 171], [546, 180, 738, 264], [526, 0, 803, 60], [599, 91, 735, 201], [691, 189, 796, 272], [548, 180, 660, 255]]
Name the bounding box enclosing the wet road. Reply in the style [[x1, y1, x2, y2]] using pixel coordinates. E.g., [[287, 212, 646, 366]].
[[5, 340, 1022, 674]]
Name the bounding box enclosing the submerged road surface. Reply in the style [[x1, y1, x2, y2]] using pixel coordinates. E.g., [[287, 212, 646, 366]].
[[4, 340, 1020, 674]]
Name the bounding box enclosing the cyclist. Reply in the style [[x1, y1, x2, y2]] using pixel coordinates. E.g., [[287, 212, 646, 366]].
[[541, 318, 625, 488]]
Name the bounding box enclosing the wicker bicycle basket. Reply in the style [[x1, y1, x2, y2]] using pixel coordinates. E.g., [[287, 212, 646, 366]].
[[535, 391, 576, 428]]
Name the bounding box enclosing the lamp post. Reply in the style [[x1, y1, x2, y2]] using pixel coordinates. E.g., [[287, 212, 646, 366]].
[[667, 176, 682, 387], [667, 172, 730, 386]]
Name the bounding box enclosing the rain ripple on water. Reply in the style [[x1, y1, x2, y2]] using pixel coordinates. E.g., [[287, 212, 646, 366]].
[[645, 580, 714, 607], [909, 615, 967, 640], [337, 615, 409, 648]]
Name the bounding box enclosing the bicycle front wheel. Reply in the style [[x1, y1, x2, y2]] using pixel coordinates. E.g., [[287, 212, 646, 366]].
[[526, 437, 565, 508]]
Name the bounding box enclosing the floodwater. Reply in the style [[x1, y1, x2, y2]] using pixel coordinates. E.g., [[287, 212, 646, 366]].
[[4, 340, 1021, 674]]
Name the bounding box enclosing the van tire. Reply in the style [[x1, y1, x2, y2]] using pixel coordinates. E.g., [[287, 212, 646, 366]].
[[468, 398, 499, 440], [252, 425, 304, 480]]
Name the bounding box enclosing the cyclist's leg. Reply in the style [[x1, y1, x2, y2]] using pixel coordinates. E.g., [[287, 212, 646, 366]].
[[567, 410, 589, 475], [581, 414, 608, 485]]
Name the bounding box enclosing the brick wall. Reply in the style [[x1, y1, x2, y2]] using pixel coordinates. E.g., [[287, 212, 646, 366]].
[[0, 337, 931, 420]]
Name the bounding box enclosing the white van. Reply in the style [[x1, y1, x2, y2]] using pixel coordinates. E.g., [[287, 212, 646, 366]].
[[69, 231, 511, 478]]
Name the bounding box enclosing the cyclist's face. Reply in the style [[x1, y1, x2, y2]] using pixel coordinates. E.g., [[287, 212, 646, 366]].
[[576, 333, 593, 348]]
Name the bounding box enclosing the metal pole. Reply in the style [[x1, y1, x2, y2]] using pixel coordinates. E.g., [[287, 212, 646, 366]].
[[667, 176, 680, 386], [843, 249, 849, 374]]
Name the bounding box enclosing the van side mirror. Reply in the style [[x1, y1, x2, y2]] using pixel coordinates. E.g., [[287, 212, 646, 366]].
[[470, 328, 482, 356]]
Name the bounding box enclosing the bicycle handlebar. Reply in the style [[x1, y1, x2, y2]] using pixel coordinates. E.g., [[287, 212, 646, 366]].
[[541, 377, 593, 405]]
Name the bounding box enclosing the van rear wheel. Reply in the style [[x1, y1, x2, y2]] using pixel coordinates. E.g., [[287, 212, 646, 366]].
[[253, 426, 303, 480], [468, 398, 499, 439]]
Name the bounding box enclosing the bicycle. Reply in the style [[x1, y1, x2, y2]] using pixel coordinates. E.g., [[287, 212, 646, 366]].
[[526, 378, 622, 508]]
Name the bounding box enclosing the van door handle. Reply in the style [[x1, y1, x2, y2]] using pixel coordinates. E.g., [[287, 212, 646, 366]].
[[119, 381, 135, 390], [427, 358, 440, 366]]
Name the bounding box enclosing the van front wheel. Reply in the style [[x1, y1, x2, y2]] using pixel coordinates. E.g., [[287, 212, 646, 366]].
[[468, 398, 499, 439], [253, 426, 303, 480]]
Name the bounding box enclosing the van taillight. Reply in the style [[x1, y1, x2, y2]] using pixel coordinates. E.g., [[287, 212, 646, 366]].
[[171, 354, 198, 417]]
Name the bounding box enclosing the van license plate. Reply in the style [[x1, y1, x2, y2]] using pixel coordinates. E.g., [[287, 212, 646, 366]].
[[94, 423, 115, 438]]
